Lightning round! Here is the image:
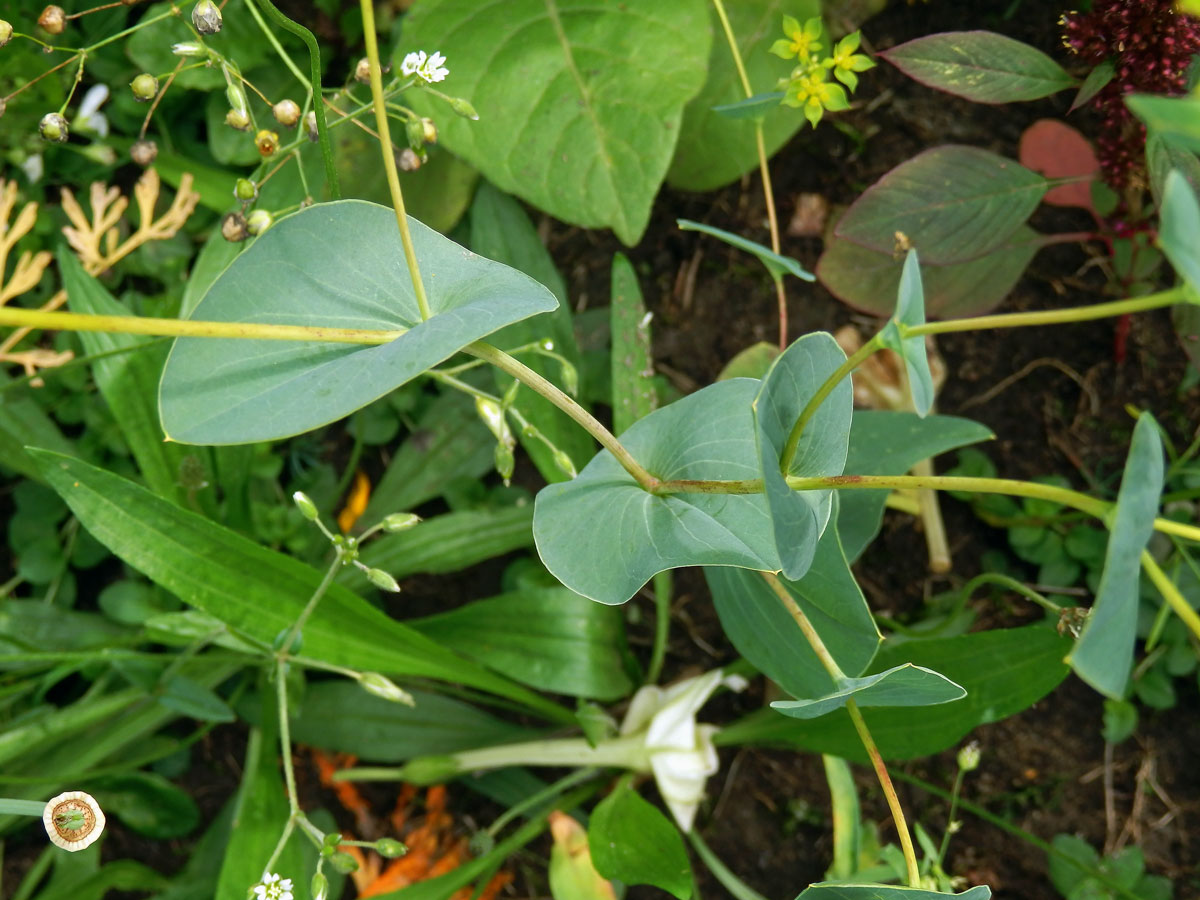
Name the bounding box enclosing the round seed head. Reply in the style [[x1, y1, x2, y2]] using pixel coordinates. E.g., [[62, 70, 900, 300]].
[[272, 98, 301, 128], [191, 0, 222, 35], [0, 20, 14, 47], [224, 108, 250, 131], [130, 139, 158, 166], [246, 209, 273, 236], [38, 112, 68, 143], [221, 211, 249, 242], [130, 73, 159, 101], [38, 6, 66, 35], [43, 791, 105, 851]]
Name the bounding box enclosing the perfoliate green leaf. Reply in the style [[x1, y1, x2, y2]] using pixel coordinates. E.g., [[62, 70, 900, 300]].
[[878, 249, 935, 416], [534, 379, 782, 605], [753, 332, 851, 579], [160, 201, 558, 444], [1067, 413, 1165, 698]]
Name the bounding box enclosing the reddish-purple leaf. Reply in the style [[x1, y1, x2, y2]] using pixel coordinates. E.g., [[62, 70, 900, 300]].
[[1018, 119, 1099, 212], [834, 146, 1047, 265], [817, 228, 1039, 319], [880, 30, 1075, 103]]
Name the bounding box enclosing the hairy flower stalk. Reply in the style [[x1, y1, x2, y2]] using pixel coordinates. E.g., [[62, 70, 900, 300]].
[[1062, 0, 1200, 186]]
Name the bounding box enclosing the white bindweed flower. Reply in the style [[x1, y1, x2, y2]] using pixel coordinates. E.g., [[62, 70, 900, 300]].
[[619, 669, 748, 832], [253, 872, 294, 900], [74, 84, 109, 137], [20, 154, 44, 184], [43, 790, 105, 851]]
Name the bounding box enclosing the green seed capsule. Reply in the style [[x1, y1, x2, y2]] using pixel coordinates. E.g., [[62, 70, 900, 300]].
[[130, 73, 158, 101], [39, 112, 68, 143]]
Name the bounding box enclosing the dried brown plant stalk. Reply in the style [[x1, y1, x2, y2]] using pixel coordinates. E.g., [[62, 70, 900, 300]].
[[0, 169, 201, 379]]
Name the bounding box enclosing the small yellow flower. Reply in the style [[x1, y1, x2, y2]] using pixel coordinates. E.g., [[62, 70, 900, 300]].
[[825, 31, 876, 92], [770, 15, 824, 63], [783, 69, 849, 128]]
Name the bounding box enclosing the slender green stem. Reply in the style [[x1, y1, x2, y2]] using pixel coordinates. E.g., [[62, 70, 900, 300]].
[[935, 768, 965, 865], [245, 0, 309, 94], [761, 571, 920, 886], [1141, 551, 1200, 642], [761, 572, 846, 679], [781, 335, 882, 473], [486, 767, 600, 838], [646, 570, 672, 685], [359, 0, 431, 321], [687, 830, 771, 900], [467, 341, 658, 490], [0, 307, 404, 344], [86, 8, 176, 53], [845, 700, 921, 887], [280, 551, 345, 655], [275, 659, 300, 816], [892, 771, 1146, 900], [908, 289, 1183, 337], [709, 0, 788, 348], [255, 0, 340, 197]]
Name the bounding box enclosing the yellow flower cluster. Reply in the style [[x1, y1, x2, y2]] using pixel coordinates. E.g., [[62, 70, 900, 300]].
[[770, 16, 875, 128]]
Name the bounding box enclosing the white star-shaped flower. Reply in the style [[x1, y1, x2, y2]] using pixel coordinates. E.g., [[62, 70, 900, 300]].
[[253, 872, 294, 900], [420, 51, 449, 83], [401, 50, 426, 76]]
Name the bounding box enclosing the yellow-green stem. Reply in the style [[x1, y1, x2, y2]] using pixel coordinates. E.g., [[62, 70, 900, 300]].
[[710, 0, 788, 347], [845, 699, 922, 887], [909, 289, 1183, 337], [781, 335, 883, 473], [359, 0, 431, 320], [0, 307, 404, 344], [1141, 551, 1200, 643], [761, 571, 920, 886], [467, 340, 659, 491]]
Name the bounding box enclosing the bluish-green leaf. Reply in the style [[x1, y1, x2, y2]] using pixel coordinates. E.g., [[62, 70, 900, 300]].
[[1146, 135, 1200, 207], [707, 506, 880, 700], [753, 333, 851, 578], [411, 587, 633, 700], [678, 220, 815, 283], [1158, 169, 1200, 298], [771, 663, 965, 720], [1127, 94, 1200, 153], [401, 0, 711, 244], [590, 784, 692, 899], [838, 411, 993, 561], [834, 147, 1047, 265], [159, 201, 558, 444], [797, 884, 991, 900], [879, 30, 1073, 103], [611, 253, 657, 436], [1067, 413, 1165, 698], [718, 624, 1068, 762], [878, 249, 934, 416], [534, 379, 781, 605], [30, 449, 569, 722]]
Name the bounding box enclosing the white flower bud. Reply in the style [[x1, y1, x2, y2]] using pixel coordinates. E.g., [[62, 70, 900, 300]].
[[365, 567, 401, 593], [382, 512, 421, 532], [358, 671, 415, 705]]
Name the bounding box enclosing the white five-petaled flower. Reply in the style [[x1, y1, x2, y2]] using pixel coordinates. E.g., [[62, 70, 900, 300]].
[[253, 872, 294, 900], [43, 790, 105, 851], [74, 84, 110, 138], [401, 49, 449, 83], [619, 669, 748, 832]]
